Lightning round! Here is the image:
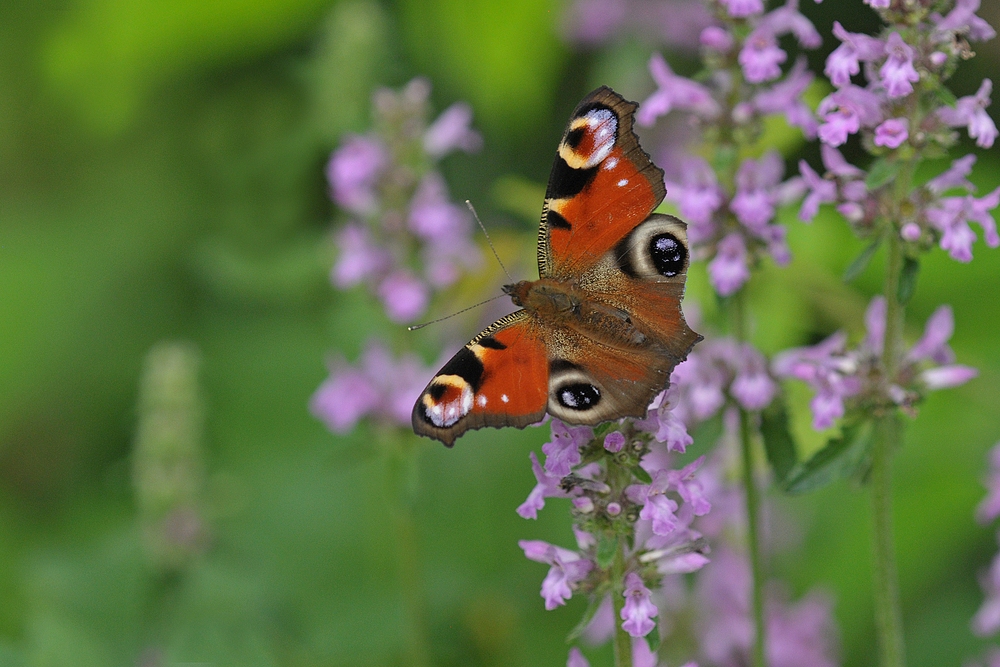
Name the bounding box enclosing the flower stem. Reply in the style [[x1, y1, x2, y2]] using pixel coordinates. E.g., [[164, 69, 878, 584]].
[[611, 541, 633, 667], [740, 407, 767, 667], [731, 290, 767, 667], [871, 229, 906, 667], [384, 430, 431, 667]]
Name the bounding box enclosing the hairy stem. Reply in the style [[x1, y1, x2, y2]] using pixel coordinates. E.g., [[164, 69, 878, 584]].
[[731, 290, 767, 667], [871, 227, 906, 667]]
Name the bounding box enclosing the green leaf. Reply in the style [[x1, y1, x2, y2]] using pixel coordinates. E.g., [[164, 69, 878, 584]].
[[898, 256, 920, 305], [843, 237, 882, 282], [630, 465, 653, 485], [596, 535, 618, 570], [783, 421, 874, 494], [646, 622, 662, 653], [567, 595, 604, 642], [760, 400, 798, 484], [935, 86, 959, 108], [865, 159, 901, 190]]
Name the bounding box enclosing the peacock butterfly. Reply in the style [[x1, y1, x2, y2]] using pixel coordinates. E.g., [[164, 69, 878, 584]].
[[412, 86, 701, 446]]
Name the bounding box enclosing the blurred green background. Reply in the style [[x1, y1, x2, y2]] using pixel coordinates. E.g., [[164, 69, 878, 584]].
[[1, 1, 998, 666]]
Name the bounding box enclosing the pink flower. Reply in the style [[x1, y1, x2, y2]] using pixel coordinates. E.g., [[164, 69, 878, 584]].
[[332, 224, 390, 288], [664, 157, 724, 242], [542, 420, 594, 477], [701, 26, 734, 52], [423, 102, 482, 157], [880, 33, 920, 98], [638, 53, 720, 126], [520, 540, 593, 610], [621, 573, 659, 637], [603, 431, 626, 453], [708, 234, 751, 296], [517, 452, 571, 519], [378, 270, 429, 322], [873, 117, 909, 148], [750, 58, 818, 138], [937, 79, 998, 149], [326, 135, 387, 215], [825, 22, 884, 88], [817, 85, 883, 146], [739, 29, 787, 84], [567, 647, 590, 667]]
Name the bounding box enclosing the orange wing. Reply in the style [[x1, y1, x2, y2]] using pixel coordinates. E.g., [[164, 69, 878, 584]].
[[412, 312, 549, 447], [538, 87, 666, 279]]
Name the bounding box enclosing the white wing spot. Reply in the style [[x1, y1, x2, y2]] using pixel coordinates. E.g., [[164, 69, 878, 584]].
[[617, 178, 629, 187], [477, 394, 488, 407], [605, 157, 618, 170], [427, 384, 474, 427], [501, 394, 510, 403]]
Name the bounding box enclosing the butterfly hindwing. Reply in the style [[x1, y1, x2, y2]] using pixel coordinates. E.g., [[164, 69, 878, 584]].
[[542, 214, 701, 422], [538, 87, 666, 279], [412, 312, 549, 447]]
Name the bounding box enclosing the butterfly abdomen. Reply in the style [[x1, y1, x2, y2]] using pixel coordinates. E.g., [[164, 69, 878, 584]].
[[505, 279, 650, 350]]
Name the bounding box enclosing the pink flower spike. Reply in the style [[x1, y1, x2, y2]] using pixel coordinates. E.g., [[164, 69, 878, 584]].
[[621, 573, 659, 637], [874, 117, 909, 148]]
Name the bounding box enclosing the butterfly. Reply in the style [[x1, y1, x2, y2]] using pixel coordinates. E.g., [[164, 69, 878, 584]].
[[412, 86, 701, 446]]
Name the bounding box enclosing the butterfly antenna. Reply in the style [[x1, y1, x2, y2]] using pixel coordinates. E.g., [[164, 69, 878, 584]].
[[407, 293, 508, 331], [466, 200, 514, 283]]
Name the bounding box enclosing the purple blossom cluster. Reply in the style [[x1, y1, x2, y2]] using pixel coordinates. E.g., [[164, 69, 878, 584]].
[[327, 78, 483, 323], [517, 419, 710, 664], [773, 296, 977, 430], [797, 0, 999, 261], [799, 0, 1000, 262], [815, 5, 996, 151], [310, 341, 435, 433], [636, 0, 821, 296]]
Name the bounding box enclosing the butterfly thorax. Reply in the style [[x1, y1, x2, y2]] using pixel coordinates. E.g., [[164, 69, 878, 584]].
[[503, 279, 649, 349]]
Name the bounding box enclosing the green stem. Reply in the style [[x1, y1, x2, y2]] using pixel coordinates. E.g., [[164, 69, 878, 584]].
[[871, 228, 906, 667], [611, 542, 633, 667], [731, 290, 767, 667], [740, 408, 767, 667], [385, 430, 430, 667]]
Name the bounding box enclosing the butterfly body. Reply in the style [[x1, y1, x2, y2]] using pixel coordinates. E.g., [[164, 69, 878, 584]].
[[413, 87, 701, 446]]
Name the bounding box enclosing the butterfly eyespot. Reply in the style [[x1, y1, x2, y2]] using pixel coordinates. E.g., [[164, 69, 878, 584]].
[[556, 383, 601, 410], [649, 233, 686, 277], [614, 213, 689, 281]]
